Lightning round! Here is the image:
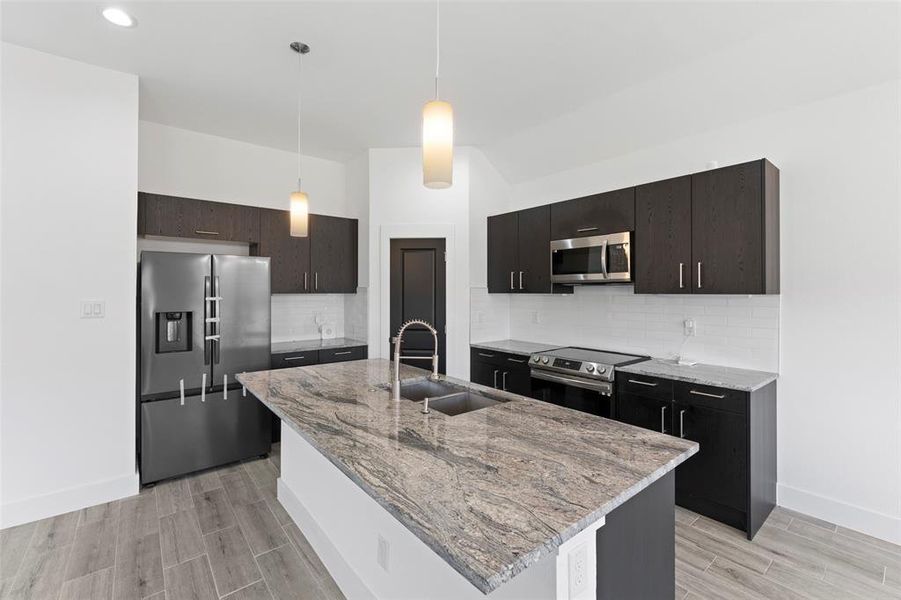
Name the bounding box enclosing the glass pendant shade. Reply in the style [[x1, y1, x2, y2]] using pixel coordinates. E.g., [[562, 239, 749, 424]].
[[422, 99, 453, 189], [289, 190, 309, 237]]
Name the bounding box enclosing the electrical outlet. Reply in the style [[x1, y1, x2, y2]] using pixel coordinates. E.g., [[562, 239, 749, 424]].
[[532, 311, 541, 324], [568, 543, 588, 598], [377, 534, 390, 572], [683, 318, 696, 337]]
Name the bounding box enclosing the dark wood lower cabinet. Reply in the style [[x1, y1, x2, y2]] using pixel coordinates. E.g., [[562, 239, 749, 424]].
[[614, 376, 776, 539], [470, 348, 536, 398]]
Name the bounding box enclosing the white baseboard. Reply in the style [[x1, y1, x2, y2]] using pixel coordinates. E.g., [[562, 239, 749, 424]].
[[1, 471, 139, 528], [778, 482, 901, 545], [277, 478, 376, 600]]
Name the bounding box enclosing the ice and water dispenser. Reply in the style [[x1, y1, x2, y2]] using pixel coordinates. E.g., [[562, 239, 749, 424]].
[[155, 311, 192, 353]]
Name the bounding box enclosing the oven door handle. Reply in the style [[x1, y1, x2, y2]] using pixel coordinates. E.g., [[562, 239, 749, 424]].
[[530, 369, 612, 395]]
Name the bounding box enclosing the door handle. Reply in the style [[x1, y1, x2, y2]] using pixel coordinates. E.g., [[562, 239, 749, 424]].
[[660, 405, 667, 433], [502, 371, 508, 391], [518, 271, 524, 290], [697, 262, 702, 289], [679, 263, 684, 289], [679, 409, 686, 438], [510, 271, 514, 290], [493, 370, 499, 388]]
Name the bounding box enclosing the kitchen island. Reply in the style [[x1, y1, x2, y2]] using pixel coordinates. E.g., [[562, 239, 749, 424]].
[[237, 360, 697, 599]]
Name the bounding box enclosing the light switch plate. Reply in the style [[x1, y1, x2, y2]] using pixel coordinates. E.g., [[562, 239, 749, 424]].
[[81, 300, 105, 319]]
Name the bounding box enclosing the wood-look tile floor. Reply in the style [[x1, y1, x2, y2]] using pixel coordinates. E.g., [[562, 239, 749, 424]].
[[3, 445, 900, 599], [0, 444, 344, 600]]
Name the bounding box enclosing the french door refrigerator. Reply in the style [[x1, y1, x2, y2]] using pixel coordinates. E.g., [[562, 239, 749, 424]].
[[139, 251, 272, 484]]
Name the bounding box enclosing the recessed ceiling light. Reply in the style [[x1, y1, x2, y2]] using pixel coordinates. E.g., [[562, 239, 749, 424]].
[[102, 7, 136, 28]]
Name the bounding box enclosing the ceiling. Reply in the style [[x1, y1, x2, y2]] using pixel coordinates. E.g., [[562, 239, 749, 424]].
[[3, 1, 899, 182]]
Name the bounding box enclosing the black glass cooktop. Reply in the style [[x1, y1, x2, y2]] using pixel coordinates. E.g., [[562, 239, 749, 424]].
[[547, 347, 648, 366]]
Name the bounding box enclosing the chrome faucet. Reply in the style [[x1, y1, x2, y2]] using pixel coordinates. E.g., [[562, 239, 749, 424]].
[[392, 319, 439, 401]]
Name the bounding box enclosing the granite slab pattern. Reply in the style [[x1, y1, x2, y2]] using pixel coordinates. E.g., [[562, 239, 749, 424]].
[[271, 338, 367, 355], [236, 359, 697, 594], [617, 358, 777, 392], [470, 339, 563, 356]]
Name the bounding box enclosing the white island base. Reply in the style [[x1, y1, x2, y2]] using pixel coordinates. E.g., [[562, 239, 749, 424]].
[[277, 424, 606, 600]]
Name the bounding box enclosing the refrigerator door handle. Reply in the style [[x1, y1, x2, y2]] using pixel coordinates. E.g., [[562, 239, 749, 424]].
[[201, 373, 207, 402], [204, 276, 212, 365], [213, 276, 221, 364], [223, 374, 228, 400], [179, 379, 185, 406]]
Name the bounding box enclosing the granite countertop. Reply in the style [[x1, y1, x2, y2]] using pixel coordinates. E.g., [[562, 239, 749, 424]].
[[617, 359, 778, 392], [237, 359, 697, 593], [271, 338, 367, 355], [470, 339, 563, 356]]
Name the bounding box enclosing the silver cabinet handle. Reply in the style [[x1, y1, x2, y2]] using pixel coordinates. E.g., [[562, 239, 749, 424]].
[[577, 226, 598, 233], [679, 263, 684, 289], [519, 271, 524, 290], [660, 405, 667, 433], [284, 355, 307, 361], [679, 409, 686, 438], [628, 379, 658, 387], [314, 272, 319, 291], [507, 357, 526, 364], [502, 371, 508, 390], [194, 230, 219, 235], [697, 262, 702, 289], [690, 389, 726, 399], [493, 370, 499, 388], [510, 271, 514, 290], [304, 272, 308, 291], [478, 352, 495, 358], [334, 351, 352, 356]]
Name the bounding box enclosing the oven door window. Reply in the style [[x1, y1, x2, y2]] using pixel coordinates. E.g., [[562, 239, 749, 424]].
[[531, 377, 613, 417]]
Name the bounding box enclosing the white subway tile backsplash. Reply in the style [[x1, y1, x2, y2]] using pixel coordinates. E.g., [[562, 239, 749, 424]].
[[344, 287, 368, 342], [271, 294, 346, 343]]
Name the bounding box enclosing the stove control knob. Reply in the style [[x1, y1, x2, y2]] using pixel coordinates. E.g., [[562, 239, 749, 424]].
[[541, 357, 549, 364], [532, 355, 540, 362], [597, 367, 607, 374], [585, 365, 595, 373]]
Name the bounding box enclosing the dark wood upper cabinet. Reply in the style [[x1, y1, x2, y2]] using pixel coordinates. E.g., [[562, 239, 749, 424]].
[[487, 212, 518, 293], [634, 176, 692, 294], [550, 187, 635, 240], [691, 159, 779, 294], [516, 205, 553, 293], [258, 208, 310, 293], [139, 192, 259, 244], [310, 214, 358, 293]]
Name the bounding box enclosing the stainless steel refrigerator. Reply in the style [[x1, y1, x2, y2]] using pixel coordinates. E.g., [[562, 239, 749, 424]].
[[139, 251, 272, 484]]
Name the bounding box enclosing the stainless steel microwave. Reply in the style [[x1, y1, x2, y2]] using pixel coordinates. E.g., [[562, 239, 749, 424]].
[[550, 231, 632, 284]]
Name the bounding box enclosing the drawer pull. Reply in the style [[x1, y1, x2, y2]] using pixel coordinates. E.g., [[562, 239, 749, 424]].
[[689, 389, 726, 399], [628, 379, 658, 387], [478, 352, 495, 358], [334, 351, 352, 356], [507, 357, 526, 363], [577, 226, 599, 233], [194, 230, 220, 235], [284, 356, 307, 361]]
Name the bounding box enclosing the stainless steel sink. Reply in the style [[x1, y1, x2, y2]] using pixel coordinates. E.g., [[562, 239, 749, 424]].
[[425, 391, 508, 416], [393, 379, 465, 402]]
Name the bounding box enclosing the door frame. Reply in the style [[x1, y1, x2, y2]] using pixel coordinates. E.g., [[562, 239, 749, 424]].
[[377, 224, 462, 378]]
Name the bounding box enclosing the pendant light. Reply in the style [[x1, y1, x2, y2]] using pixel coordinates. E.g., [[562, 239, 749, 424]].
[[422, 0, 453, 189], [289, 42, 310, 237]]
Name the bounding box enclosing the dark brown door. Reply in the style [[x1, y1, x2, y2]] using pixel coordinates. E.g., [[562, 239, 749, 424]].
[[258, 208, 310, 294], [310, 215, 358, 293], [634, 176, 692, 294], [487, 212, 518, 293], [390, 239, 446, 374], [550, 187, 635, 240], [516, 205, 553, 293], [691, 161, 763, 294]]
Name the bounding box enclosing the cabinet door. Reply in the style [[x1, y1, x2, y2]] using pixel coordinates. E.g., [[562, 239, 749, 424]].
[[139, 193, 259, 243], [691, 161, 763, 294], [634, 176, 692, 294], [516, 205, 553, 293], [500, 356, 532, 396], [258, 208, 310, 294], [616, 393, 672, 435], [471, 358, 499, 388], [550, 187, 635, 240], [674, 403, 748, 513], [487, 212, 519, 293], [310, 215, 358, 293]]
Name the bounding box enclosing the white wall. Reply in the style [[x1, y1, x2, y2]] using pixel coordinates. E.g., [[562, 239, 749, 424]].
[[365, 148, 471, 378], [138, 121, 355, 342], [507, 80, 901, 543], [0, 44, 139, 526]]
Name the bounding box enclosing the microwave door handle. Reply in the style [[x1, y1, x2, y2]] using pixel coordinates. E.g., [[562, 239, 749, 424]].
[[600, 239, 608, 278]]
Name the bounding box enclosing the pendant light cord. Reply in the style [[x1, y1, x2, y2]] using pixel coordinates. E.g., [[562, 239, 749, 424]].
[[296, 49, 303, 189], [434, 0, 440, 99]]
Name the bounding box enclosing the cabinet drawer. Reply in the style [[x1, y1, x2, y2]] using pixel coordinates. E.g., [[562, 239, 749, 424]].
[[470, 347, 532, 367], [674, 381, 746, 415], [618, 374, 673, 401], [271, 351, 319, 369], [319, 345, 367, 364]]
